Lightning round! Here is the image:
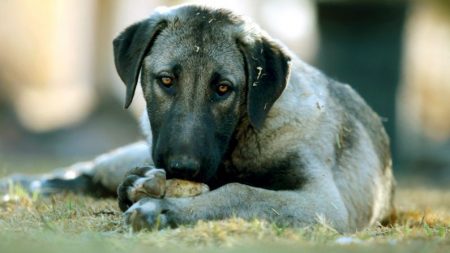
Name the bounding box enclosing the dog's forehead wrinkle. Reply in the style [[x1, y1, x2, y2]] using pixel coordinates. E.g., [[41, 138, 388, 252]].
[[158, 4, 261, 46], [151, 31, 238, 63], [147, 30, 245, 87]]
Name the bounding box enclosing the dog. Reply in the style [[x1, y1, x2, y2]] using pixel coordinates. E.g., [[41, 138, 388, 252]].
[[0, 5, 395, 233]]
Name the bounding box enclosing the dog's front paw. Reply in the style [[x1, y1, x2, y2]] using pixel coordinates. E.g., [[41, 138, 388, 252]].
[[124, 198, 176, 231], [117, 166, 166, 211]]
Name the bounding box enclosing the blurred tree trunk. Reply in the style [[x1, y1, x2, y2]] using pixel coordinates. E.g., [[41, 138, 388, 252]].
[[397, 1, 450, 179], [0, 0, 97, 132]]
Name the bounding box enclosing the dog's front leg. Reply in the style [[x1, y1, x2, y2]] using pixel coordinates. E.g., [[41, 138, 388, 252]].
[[123, 180, 351, 232], [0, 141, 152, 196]]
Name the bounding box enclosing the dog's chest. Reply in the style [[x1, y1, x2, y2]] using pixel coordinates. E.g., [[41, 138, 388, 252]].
[[217, 148, 307, 191]]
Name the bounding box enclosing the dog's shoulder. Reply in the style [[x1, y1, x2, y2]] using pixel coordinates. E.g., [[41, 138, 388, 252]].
[[266, 57, 332, 130], [251, 56, 391, 171], [327, 79, 391, 171]]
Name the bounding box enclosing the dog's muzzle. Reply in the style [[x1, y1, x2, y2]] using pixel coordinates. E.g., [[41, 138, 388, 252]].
[[166, 155, 201, 180]]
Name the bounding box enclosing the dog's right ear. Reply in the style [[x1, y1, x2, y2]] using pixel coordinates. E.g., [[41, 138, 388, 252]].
[[113, 17, 167, 108]]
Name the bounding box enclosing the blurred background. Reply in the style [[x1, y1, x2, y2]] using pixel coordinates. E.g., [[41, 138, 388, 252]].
[[0, 0, 449, 187]]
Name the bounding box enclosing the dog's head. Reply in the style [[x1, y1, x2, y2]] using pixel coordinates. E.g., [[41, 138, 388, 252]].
[[113, 5, 291, 183]]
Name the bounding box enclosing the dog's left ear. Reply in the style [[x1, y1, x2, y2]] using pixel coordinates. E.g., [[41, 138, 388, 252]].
[[239, 36, 291, 129], [113, 17, 167, 108]]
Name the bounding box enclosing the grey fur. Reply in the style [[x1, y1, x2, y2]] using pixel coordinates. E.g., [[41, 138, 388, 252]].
[[0, 5, 394, 233]]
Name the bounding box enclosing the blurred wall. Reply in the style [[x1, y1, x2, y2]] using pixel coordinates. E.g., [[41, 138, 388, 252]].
[[316, 1, 407, 163]]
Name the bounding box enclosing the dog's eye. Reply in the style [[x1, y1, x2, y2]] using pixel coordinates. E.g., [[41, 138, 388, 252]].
[[216, 83, 231, 96], [159, 76, 173, 87]]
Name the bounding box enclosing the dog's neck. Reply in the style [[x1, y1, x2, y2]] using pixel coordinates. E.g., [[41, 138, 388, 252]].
[[215, 58, 333, 184]]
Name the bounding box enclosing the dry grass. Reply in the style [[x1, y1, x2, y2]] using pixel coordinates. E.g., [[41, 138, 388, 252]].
[[0, 185, 449, 253]]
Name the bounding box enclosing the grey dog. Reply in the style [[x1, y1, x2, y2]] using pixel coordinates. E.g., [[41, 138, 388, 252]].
[[1, 5, 395, 232]]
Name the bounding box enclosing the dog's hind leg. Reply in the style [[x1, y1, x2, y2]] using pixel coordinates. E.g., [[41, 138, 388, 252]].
[[0, 141, 152, 197]]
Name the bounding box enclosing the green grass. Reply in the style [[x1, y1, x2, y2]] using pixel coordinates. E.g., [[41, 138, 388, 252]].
[[1, 184, 449, 253]]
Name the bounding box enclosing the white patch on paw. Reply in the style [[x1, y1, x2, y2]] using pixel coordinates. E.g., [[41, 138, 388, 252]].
[[127, 176, 154, 202], [133, 176, 154, 188], [144, 168, 165, 177], [138, 201, 158, 213], [126, 200, 157, 214]]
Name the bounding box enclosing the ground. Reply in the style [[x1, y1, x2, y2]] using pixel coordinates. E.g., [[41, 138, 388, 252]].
[[0, 158, 449, 253], [1, 182, 449, 253]]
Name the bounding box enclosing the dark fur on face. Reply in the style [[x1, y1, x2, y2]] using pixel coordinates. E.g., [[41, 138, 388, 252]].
[[141, 18, 246, 182], [113, 5, 291, 183]]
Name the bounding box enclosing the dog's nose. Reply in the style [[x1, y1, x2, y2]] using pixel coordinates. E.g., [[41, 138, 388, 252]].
[[167, 156, 200, 180]]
